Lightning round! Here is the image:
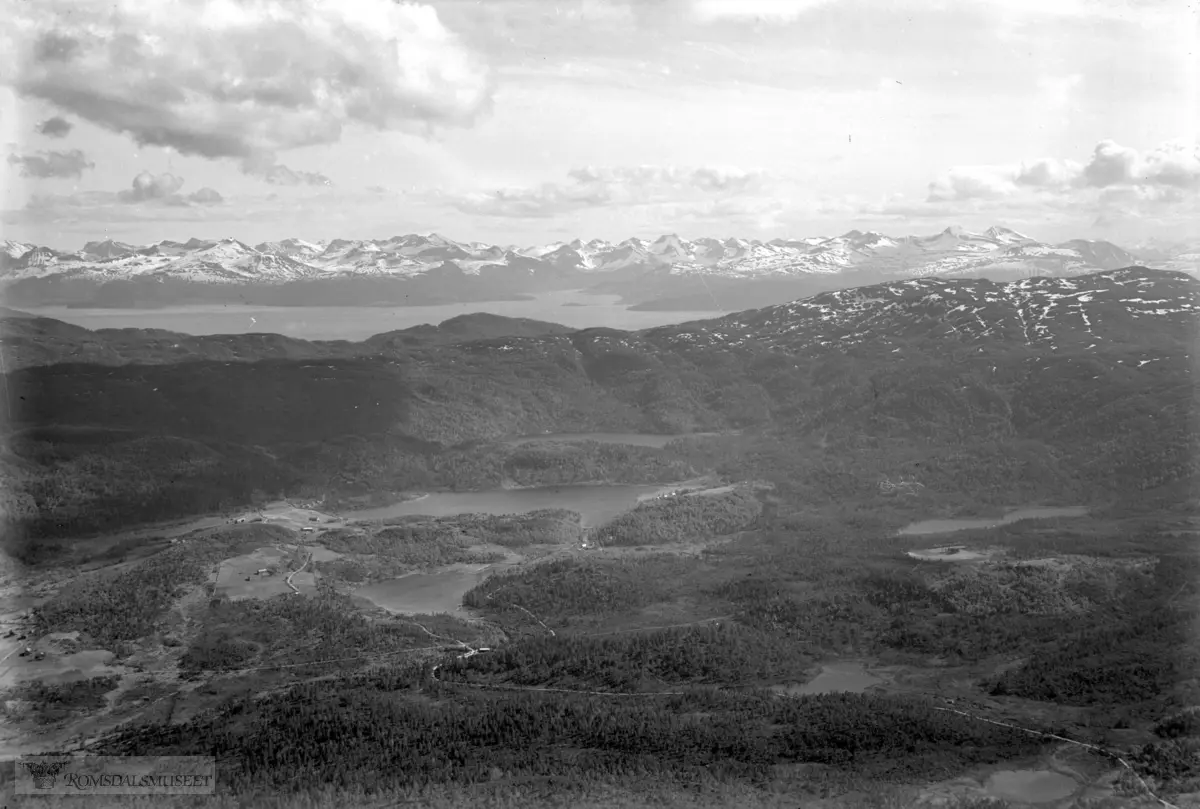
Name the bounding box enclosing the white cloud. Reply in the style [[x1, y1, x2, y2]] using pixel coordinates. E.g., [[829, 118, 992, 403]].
[[2, 0, 494, 166], [452, 165, 775, 217], [926, 166, 1018, 202], [915, 137, 1200, 242], [1127, 139, 1200, 188], [927, 138, 1200, 202], [7, 172, 225, 220], [117, 172, 185, 203], [188, 187, 224, 206], [1014, 158, 1083, 189], [241, 159, 334, 188], [689, 0, 833, 22]]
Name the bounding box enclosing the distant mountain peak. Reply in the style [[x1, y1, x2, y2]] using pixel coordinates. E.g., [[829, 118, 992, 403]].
[[0, 227, 1181, 298], [985, 225, 1032, 243]]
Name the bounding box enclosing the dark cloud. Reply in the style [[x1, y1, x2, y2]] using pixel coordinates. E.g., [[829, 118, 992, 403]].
[[116, 171, 185, 203], [6, 148, 94, 178], [1081, 140, 1139, 187], [5, 1, 494, 165], [33, 32, 80, 63], [35, 116, 72, 138]]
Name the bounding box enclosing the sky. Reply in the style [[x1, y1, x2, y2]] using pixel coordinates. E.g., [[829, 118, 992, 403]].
[[0, 0, 1197, 250]]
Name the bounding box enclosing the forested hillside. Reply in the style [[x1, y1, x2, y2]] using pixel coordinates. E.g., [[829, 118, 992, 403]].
[[3, 268, 1199, 808], [2, 267, 1195, 547]]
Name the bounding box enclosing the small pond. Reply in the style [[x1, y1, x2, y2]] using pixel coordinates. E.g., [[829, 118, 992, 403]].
[[984, 769, 1077, 803], [771, 662, 882, 696], [354, 563, 504, 616]]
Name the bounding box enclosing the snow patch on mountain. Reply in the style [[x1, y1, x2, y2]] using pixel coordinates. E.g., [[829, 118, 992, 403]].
[[0, 227, 1176, 289]]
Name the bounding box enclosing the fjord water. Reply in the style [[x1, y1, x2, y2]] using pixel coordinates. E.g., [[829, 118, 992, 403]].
[[24, 291, 725, 341], [502, 432, 692, 448], [343, 483, 668, 528], [899, 506, 1089, 536]]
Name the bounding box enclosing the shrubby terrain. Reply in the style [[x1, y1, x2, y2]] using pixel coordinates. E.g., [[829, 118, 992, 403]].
[[179, 586, 450, 675], [2, 675, 122, 725], [95, 670, 1043, 800], [591, 487, 761, 546]]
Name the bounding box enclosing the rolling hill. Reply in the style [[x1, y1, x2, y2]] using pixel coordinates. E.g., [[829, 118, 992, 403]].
[[3, 265, 1199, 809], [2, 266, 1196, 540]]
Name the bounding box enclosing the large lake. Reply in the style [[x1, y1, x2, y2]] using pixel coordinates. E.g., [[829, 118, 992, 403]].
[[500, 432, 725, 449], [342, 483, 670, 529], [24, 291, 726, 341], [899, 506, 1089, 536]]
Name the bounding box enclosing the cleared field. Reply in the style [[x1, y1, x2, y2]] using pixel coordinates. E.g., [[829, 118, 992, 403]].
[[906, 546, 1000, 563], [231, 501, 346, 532], [0, 648, 116, 689], [214, 547, 296, 601]]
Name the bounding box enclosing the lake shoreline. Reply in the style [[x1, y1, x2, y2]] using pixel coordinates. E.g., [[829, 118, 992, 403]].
[[341, 479, 704, 528], [340, 470, 735, 617], [498, 430, 741, 449], [899, 505, 1089, 537]]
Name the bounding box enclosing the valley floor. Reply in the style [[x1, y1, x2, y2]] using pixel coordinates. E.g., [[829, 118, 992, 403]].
[[3, 480, 1199, 808]]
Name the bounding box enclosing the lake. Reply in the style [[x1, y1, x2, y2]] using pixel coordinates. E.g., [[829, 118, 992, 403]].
[[355, 564, 497, 617], [342, 482, 671, 528], [984, 770, 1076, 803], [24, 290, 726, 341], [770, 662, 882, 696], [345, 480, 682, 615], [898, 506, 1089, 536]]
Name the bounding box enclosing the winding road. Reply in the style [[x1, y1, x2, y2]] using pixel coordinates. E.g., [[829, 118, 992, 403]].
[[285, 550, 312, 594]]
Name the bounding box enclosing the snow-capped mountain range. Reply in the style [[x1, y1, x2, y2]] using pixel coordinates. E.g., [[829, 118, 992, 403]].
[[0, 226, 1165, 285], [1, 226, 1192, 311]]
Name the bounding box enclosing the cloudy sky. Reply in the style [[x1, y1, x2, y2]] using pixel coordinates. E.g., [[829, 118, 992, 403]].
[[1, 0, 1196, 249]]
